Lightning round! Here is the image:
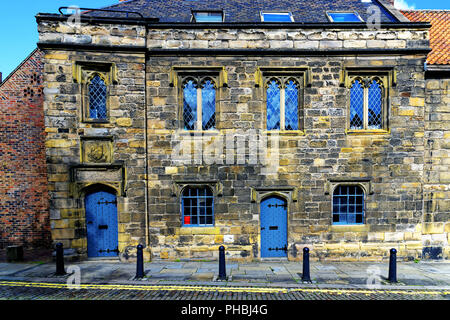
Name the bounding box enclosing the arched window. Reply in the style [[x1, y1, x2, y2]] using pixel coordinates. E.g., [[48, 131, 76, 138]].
[[88, 74, 107, 120], [181, 186, 214, 226], [183, 80, 197, 130], [368, 79, 382, 129], [349, 76, 385, 131], [350, 79, 364, 130], [266, 77, 300, 131], [332, 185, 364, 225], [201, 80, 216, 130], [284, 80, 299, 130], [266, 79, 281, 130], [182, 77, 216, 131]]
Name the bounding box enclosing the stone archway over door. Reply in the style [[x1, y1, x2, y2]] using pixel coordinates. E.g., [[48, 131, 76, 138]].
[[85, 189, 119, 257], [260, 195, 288, 258]]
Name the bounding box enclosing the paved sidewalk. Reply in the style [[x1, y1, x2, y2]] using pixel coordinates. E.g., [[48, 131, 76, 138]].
[[0, 259, 449, 290]]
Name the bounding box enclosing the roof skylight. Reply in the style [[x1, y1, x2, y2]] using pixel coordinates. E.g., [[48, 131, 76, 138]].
[[326, 12, 364, 22], [261, 12, 294, 22], [192, 11, 224, 22]]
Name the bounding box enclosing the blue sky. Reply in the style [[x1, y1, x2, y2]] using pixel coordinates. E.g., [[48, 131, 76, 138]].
[[0, 0, 449, 79]]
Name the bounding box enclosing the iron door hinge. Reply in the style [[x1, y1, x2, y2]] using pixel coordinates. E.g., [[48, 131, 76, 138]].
[[268, 245, 287, 252]]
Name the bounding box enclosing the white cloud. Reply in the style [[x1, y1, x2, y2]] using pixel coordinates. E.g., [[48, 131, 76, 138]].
[[394, 0, 416, 10]]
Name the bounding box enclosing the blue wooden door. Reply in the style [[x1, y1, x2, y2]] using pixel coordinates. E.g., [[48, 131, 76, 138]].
[[260, 196, 287, 258], [85, 190, 119, 257]]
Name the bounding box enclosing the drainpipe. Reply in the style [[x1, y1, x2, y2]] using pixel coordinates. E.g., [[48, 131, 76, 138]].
[[144, 22, 149, 249]]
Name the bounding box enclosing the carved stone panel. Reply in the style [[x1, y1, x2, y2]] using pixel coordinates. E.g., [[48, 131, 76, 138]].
[[81, 137, 112, 164]]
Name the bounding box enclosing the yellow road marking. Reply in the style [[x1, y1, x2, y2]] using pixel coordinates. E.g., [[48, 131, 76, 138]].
[[0, 280, 448, 296]]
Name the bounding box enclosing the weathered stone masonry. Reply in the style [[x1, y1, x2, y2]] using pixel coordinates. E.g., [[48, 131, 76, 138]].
[[37, 14, 448, 261]]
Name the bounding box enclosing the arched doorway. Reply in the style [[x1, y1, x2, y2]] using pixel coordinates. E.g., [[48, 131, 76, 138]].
[[260, 195, 288, 258], [85, 188, 119, 257]]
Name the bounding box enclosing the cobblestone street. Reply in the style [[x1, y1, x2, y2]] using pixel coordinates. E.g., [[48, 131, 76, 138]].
[[0, 280, 448, 300]]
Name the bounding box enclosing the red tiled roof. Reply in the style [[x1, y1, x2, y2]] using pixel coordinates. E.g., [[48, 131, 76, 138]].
[[401, 10, 450, 65]]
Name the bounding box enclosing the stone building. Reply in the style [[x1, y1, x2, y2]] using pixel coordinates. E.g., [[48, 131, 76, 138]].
[[401, 9, 450, 260], [33, 0, 449, 262]]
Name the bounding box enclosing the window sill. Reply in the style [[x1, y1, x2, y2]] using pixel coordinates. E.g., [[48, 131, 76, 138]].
[[330, 224, 369, 233], [177, 130, 220, 137], [176, 226, 220, 235], [82, 119, 110, 124], [346, 129, 390, 135], [263, 130, 305, 136]]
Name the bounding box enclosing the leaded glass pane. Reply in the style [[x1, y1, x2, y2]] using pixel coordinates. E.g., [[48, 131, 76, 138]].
[[201, 80, 216, 130], [350, 80, 364, 130], [88, 75, 107, 119], [285, 80, 299, 130], [368, 80, 382, 129], [183, 80, 197, 130], [266, 80, 280, 130], [332, 185, 364, 225], [181, 186, 214, 227]]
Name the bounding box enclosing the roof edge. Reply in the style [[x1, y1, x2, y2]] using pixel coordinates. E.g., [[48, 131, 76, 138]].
[[375, 0, 412, 22], [35, 13, 431, 29], [0, 48, 39, 89]]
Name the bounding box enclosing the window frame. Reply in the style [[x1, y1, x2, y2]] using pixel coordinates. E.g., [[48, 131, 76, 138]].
[[180, 75, 218, 131], [260, 11, 295, 22], [331, 184, 366, 225], [191, 10, 224, 23], [341, 68, 395, 134], [172, 66, 227, 132], [326, 11, 364, 23], [180, 185, 215, 227], [256, 67, 309, 134], [347, 74, 389, 132], [73, 62, 117, 123], [85, 73, 109, 122]]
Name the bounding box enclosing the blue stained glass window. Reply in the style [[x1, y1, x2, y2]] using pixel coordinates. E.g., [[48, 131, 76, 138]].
[[350, 79, 364, 130], [332, 185, 364, 225], [183, 80, 197, 130], [285, 80, 299, 130], [88, 75, 107, 119], [368, 80, 382, 129], [266, 80, 281, 130], [182, 186, 214, 227], [201, 80, 216, 130]]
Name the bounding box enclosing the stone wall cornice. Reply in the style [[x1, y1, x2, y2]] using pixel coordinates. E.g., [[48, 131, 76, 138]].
[[147, 48, 431, 56]]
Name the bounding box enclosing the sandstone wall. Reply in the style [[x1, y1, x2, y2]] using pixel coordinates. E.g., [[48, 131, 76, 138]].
[[37, 17, 449, 261]]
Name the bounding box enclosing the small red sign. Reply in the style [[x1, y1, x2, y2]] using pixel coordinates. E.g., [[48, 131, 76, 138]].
[[184, 216, 191, 225]]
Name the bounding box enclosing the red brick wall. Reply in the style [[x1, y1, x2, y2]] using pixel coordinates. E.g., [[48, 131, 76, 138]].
[[0, 49, 51, 248]]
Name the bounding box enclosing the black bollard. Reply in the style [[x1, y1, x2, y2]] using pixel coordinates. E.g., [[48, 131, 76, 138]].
[[388, 248, 397, 283], [302, 247, 311, 282], [136, 244, 144, 279], [218, 245, 227, 280], [55, 242, 66, 275]]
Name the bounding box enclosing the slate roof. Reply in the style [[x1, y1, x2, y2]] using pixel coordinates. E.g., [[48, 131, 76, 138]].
[[401, 10, 450, 65], [85, 0, 398, 23]]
